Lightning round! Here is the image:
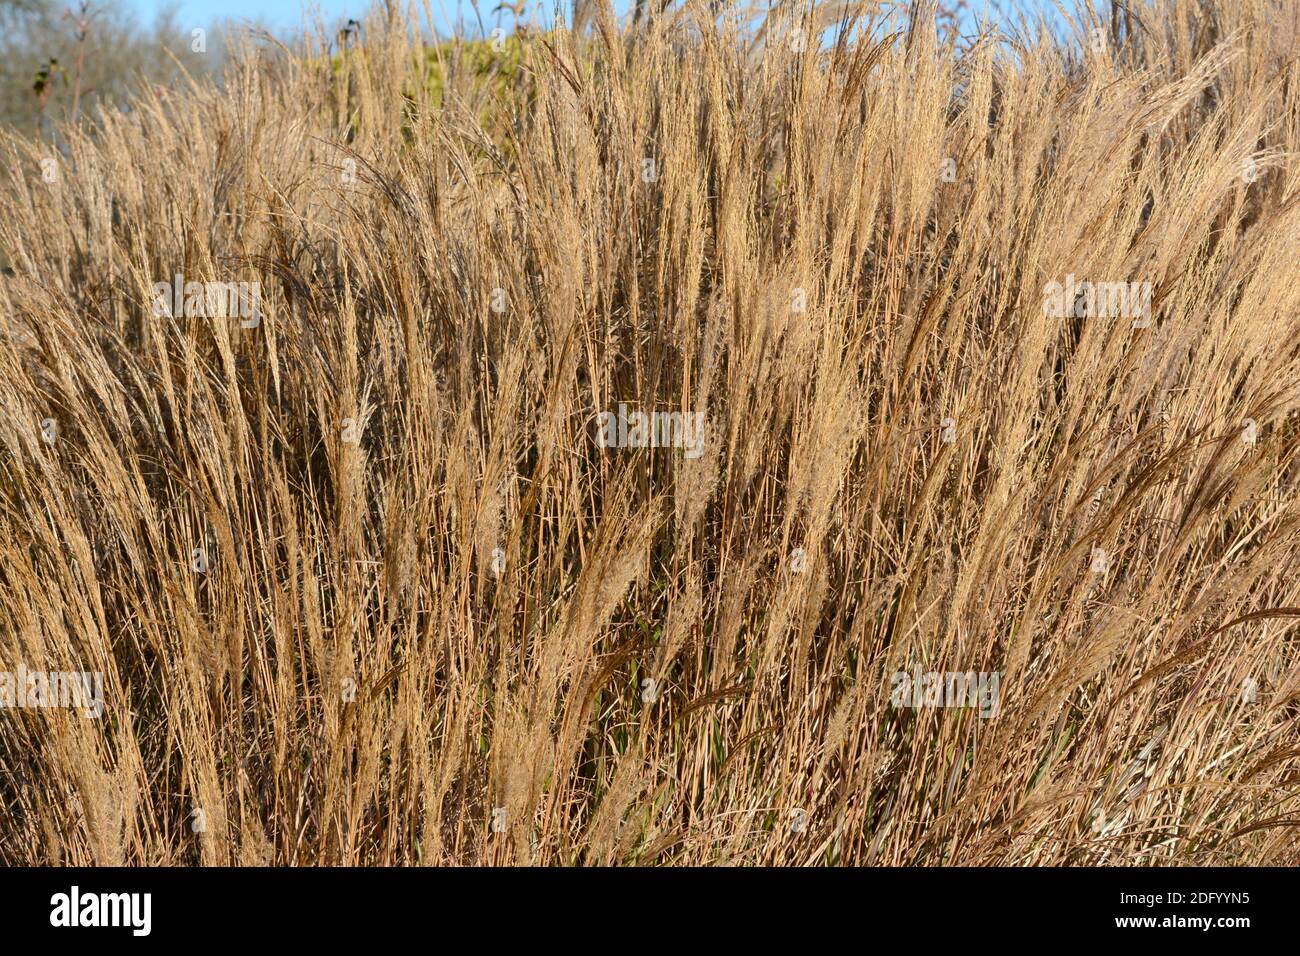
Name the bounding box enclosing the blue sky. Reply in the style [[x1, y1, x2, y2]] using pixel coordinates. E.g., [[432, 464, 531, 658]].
[[121, 1, 1046, 37], [128, 0, 575, 34]]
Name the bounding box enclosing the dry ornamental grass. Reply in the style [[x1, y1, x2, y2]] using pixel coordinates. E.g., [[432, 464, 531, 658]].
[[0, 0, 1297, 866]]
